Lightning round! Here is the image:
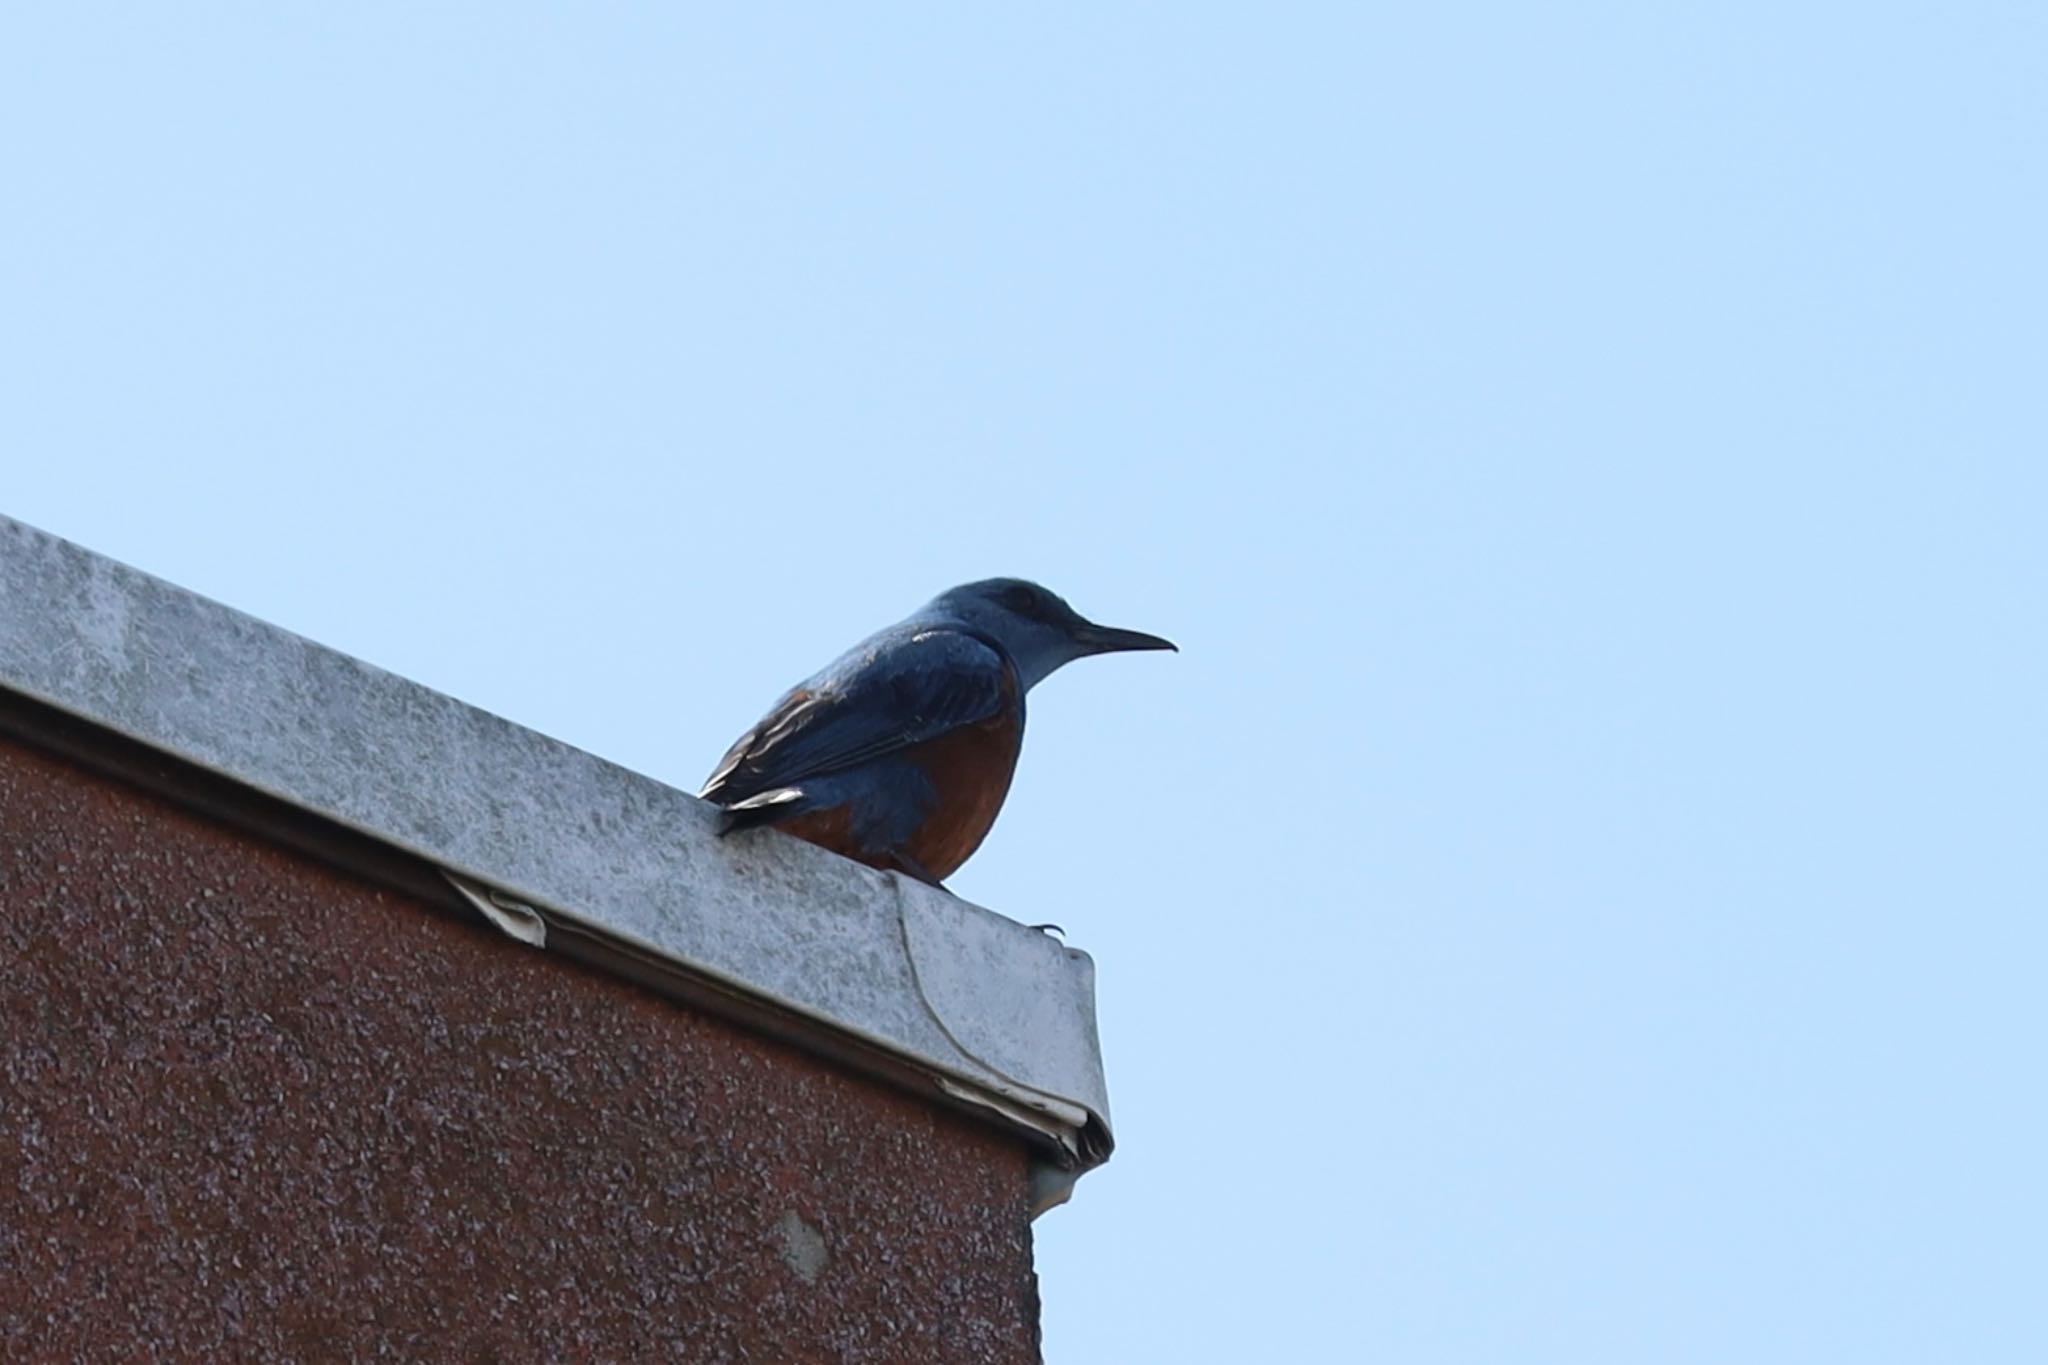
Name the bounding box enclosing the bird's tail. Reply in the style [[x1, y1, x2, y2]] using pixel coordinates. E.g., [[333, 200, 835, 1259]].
[[712, 786, 809, 836]]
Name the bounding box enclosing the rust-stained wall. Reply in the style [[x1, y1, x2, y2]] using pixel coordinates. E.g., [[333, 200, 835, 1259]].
[[0, 731, 1041, 1363]]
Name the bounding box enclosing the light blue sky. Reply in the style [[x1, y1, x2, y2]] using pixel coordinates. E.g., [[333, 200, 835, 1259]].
[[5, 6, 2044, 1361]]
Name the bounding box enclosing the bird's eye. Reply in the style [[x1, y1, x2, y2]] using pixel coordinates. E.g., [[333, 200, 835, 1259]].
[[1000, 585, 1043, 617]]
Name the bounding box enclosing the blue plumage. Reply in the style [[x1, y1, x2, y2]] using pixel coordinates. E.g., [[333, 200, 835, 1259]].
[[700, 579, 1174, 886]]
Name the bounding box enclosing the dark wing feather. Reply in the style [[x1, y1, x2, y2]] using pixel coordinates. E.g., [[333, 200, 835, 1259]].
[[699, 629, 1013, 804]]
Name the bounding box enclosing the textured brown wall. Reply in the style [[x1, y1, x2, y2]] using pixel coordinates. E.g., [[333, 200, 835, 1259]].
[[0, 731, 1040, 1363]]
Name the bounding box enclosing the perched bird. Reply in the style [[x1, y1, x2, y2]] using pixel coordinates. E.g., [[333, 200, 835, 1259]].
[[700, 578, 1175, 887]]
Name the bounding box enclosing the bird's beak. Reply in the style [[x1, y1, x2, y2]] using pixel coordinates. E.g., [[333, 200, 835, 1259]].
[[1072, 621, 1178, 655]]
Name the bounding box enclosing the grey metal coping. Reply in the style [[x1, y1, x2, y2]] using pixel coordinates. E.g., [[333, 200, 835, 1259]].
[[0, 513, 1112, 1212]]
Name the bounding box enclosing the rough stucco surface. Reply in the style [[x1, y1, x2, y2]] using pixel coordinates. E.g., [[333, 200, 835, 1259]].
[[0, 732, 1041, 1363]]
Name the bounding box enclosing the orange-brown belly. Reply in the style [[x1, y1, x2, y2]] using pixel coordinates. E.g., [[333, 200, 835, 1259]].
[[775, 803, 866, 863], [771, 691, 1025, 883], [897, 711, 1022, 880]]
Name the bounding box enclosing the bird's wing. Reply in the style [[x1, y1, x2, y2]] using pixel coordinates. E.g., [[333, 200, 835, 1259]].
[[699, 629, 1015, 803]]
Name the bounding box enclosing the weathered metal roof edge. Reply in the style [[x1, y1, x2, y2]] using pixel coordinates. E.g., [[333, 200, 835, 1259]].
[[0, 513, 1111, 1203]]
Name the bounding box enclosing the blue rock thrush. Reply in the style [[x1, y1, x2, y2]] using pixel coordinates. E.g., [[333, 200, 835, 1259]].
[[700, 578, 1175, 887]]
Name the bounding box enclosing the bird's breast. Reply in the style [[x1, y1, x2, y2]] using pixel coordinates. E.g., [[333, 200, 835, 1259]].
[[899, 701, 1024, 881]]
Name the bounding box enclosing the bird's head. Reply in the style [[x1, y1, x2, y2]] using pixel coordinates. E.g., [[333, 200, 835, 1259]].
[[925, 578, 1177, 690]]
